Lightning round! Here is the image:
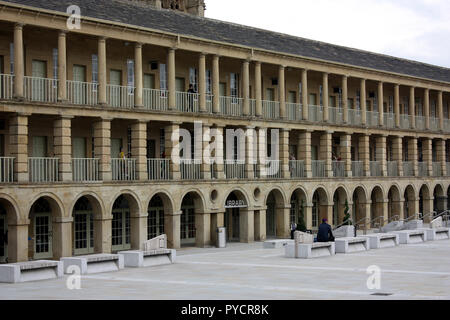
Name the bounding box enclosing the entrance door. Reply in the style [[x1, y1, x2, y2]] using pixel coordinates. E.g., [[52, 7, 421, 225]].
[[73, 137, 86, 158], [219, 83, 226, 97], [180, 207, 195, 245], [111, 138, 122, 159], [109, 70, 122, 107], [148, 196, 164, 240], [111, 197, 131, 252], [266, 194, 276, 237], [224, 208, 240, 241], [0, 208, 6, 263], [73, 197, 94, 255], [73, 65, 87, 104], [266, 88, 274, 101], [33, 212, 52, 259], [31, 60, 47, 101]]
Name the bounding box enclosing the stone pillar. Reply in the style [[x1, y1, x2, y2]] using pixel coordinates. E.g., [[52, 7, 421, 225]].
[[201, 124, 211, 179], [279, 65, 286, 119], [57, 31, 67, 102], [198, 53, 207, 113], [342, 75, 348, 123], [301, 69, 308, 120], [359, 134, 370, 176], [13, 23, 24, 99], [53, 116, 73, 182], [376, 135, 387, 176], [408, 137, 418, 176], [165, 122, 181, 180], [93, 118, 112, 181], [322, 73, 329, 122], [8, 223, 28, 263], [393, 136, 403, 177], [212, 55, 220, 114], [9, 113, 29, 182], [378, 82, 384, 126], [394, 84, 400, 128], [382, 200, 389, 227], [423, 138, 433, 176], [305, 204, 313, 230], [409, 87, 416, 129], [245, 126, 255, 179], [195, 212, 211, 247], [438, 91, 444, 131], [215, 125, 225, 179], [320, 131, 333, 177], [130, 214, 147, 250], [98, 37, 107, 105], [254, 209, 266, 241], [257, 127, 266, 177], [276, 207, 290, 239], [298, 130, 312, 178], [210, 212, 224, 246], [240, 209, 254, 243], [242, 60, 250, 116], [94, 216, 112, 253], [437, 139, 447, 176], [165, 210, 181, 249], [280, 128, 290, 179], [134, 43, 143, 108], [361, 79, 367, 125], [167, 48, 176, 110], [255, 62, 262, 117], [53, 217, 73, 259], [340, 134, 352, 177], [424, 88, 430, 130], [324, 204, 334, 227], [131, 120, 147, 181]]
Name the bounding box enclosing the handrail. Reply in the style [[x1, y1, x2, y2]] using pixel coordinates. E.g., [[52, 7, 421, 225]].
[[402, 214, 418, 223], [333, 219, 353, 231], [419, 211, 437, 222]]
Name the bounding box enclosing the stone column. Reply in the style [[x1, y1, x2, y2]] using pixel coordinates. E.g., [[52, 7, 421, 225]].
[[201, 124, 211, 179], [195, 212, 211, 247], [215, 125, 225, 179], [130, 214, 147, 250], [94, 215, 112, 253], [394, 84, 400, 128], [240, 209, 254, 243], [409, 87, 416, 129], [438, 91, 444, 131], [93, 118, 112, 181], [134, 43, 144, 108], [376, 135, 387, 176], [242, 60, 250, 116], [165, 122, 181, 180], [7, 222, 28, 262], [423, 138, 433, 176], [305, 204, 313, 230], [98, 37, 107, 105], [408, 137, 418, 176], [361, 79, 367, 125], [424, 88, 430, 130], [198, 53, 207, 113], [255, 61, 262, 117], [276, 207, 290, 239], [320, 131, 333, 177], [53, 116, 73, 182], [437, 139, 447, 176], [359, 134, 370, 176], [393, 136, 404, 177], [279, 65, 286, 119], [280, 128, 290, 178], [53, 217, 73, 259], [57, 31, 67, 102], [254, 209, 266, 241], [167, 48, 176, 110], [322, 73, 329, 122], [378, 82, 384, 126], [212, 55, 220, 114], [245, 126, 255, 179], [210, 212, 224, 246], [382, 200, 389, 227], [165, 210, 181, 249], [131, 120, 147, 181], [342, 75, 348, 123], [301, 69, 308, 120], [257, 127, 266, 177], [340, 134, 352, 177], [298, 130, 312, 178], [9, 113, 29, 182], [13, 23, 24, 100]]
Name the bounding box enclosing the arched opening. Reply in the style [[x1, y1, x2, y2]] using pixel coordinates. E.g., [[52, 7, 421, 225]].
[[332, 187, 348, 226], [72, 197, 94, 255], [447, 186, 450, 211], [180, 192, 205, 247], [266, 189, 286, 238], [419, 185, 431, 216], [111, 195, 131, 252], [148, 195, 165, 240], [433, 185, 445, 215], [224, 191, 248, 242], [387, 186, 401, 221], [370, 187, 384, 228], [352, 187, 367, 228], [290, 188, 307, 229], [0, 204, 6, 263], [0, 198, 20, 263], [312, 188, 328, 229], [404, 186, 416, 219]]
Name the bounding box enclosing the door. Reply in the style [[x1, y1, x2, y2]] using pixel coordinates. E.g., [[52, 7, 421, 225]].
[[73, 210, 94, 255], [111, 138, 122, 159], [175, 77, 185, 92], [33, 213, 52, 259], [309, 93, 317, 106], [266, 193, 276, 237], [288, 91, 296, 103], [224, 208, 240, 241], [180, 206, 195, 245], [148, 196, 164, 240], [73, 65, 87, 104], [0, 56, 4, 99], [0, 208, 6, 263], [73, 137, 88, 181], [219, 83, 226, 97], [31, 60, 47, 101], [111, 208, 131, 252], [31, 136, 48, 181], [144, 74, 155, 89], [266, 88, 274, 101], [109, 70, 122, 107], [73, 137, 86, 158]]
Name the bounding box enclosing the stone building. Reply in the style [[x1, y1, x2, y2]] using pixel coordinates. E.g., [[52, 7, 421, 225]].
[[0, 0, 448, 263]]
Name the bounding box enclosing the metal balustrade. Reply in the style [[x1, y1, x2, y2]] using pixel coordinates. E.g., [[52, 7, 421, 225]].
[[107, 85, 134, 108], [418, 162, 428, 177], [328, 107, 343, 125], [176, 92, 199, 113], [403, 161, 414, 176], [24, 76, 58, 103], [249, 99, 256, 116], [72, 158, 100, 182], [308, 105, 323, 122], [433, 162, 442, 177], [347, 109, 362, 126], [28, 157, 59, 183], [416, 116, 426, 130], [262, 100, 280, 119], [210, 163, 217, 179], [444, 120, 450, 133], [180, 159, 202, 180], [332, 161, 345, 177], [366, 111, 379, 127], [312, 160, 326, 177], [400, 114, 411, 129], [287, 103, 302, 121], [225, 160, 246, 179], [253, 163, 260, 179], [147, 159, 170, 180], [143, 88, 168, 111], [0, 157, 14, 183], [219, 96, 243, 116], [262, 160, 282, 179], [206, 95, 213, 113], [430, 117, 439, 131], [387, 161, 398, 177], [384, 113, 395, 128], [370, 161, 382, 177], [352, 161, 364, 177], [111, 158, 136, 181], [289, 160, 305, 178], [67, 81, 98, 106], [0, 74, 14, 100]]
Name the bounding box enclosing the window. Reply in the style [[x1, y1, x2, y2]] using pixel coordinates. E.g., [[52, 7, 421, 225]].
[[160, 63, 167, 91], [319, 85, 323, 106], [92, 54, 98, 87], [127, 59, 134, 95], [52, 48, 58, 88], [389, 96, 394, 113], [189, 67, 198, 92], [127, 126, 132, 157], [356, 91, 360, 110], [230, 73, 239, 97], [373, 92, 378, 112], [9, 43, 14, 74], [160, 128, 165, 157], [206, 69, 212, 100]]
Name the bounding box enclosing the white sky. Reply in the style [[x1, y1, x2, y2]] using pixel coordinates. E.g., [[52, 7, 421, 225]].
[[205, 0, 450, 69]]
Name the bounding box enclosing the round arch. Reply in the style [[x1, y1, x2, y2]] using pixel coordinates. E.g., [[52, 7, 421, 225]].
[[403, 185, 417, 219], [147, 191, 175, 244], [223, 189, 250, 243], [352, 186, 368, 229], [290, 187, 308, 231], [332, 186, 350, 226], [311, 187, 329, 229], [419, 184, 431, 217], [0, 195, 21, 263], [266, 188, 288, 239], [370, 186, 384, 228], [433, 184, 446, 214], [180, 191, 206, 248], [387, 185, 402, 221]]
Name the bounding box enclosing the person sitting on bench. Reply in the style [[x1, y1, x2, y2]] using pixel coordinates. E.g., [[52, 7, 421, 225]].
[[317, 218, 335, 242]]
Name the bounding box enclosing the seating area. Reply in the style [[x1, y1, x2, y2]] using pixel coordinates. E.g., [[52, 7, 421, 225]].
[[335, 237, 370, 253], [285, 242, 335, 259], [263, 239, 294, 249], [360, 233, 399, 249], [61, 254, 124, 275], [0, 260, 63, 283], [391, 230, 427, 244]]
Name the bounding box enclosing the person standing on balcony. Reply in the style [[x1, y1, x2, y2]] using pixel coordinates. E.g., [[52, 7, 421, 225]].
[[187, 84, 196, 112]]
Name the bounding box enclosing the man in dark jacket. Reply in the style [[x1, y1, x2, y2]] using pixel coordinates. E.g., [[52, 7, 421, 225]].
[[317, 218, 335, 242]]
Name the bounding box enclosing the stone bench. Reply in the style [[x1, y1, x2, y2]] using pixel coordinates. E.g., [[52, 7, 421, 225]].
[[335, 237, 370, 253], [359, 233, 399, 249], [418, 228, 450, 241], [263, 239, 294, 249], [119, 249, 176, 268], [61, 253, 124, 275], [391, 230, 426, 244], [285, 242, 335, 259], [0, 260, 63, 283]]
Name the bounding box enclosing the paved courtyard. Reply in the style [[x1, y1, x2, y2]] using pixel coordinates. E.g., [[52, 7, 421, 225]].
[[1, 239, 450, 300]]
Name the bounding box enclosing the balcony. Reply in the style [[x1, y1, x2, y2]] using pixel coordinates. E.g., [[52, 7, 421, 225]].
[[352, 161, 364, 177], [224, 160, 246, 179], [72, 158, 100, 182], [430, 117, 439, 131], [416, 116, 426, 130], [370, 161, 382, 177], [347, 109, 362, 126], [418, 162, 428, 177], [28, 157, 59, 183], [143, 88, 168, 111], [400, 114, 412, 130], [309, 105, 323, 122], [403, 161, 414, 176], [111, 158, 136, 181], [312, 160, 326, 177], [289, 160, 305, 178], [444, 120, 450, 133], [366, 111, 379, 127], [384, 113, 395, 128], [387, 161, 398, 177], [147, 159, 170, 180], [262, 100, 280, 119], [107, 85, 134, 109], [220, 96, 243, 117], [332, 161, 345, 177], [328, 107, 343, 125], [263, 160, 282, 179], [432, 162, 442, 177], [67, 81, 98, 106], [0, 157, 14, 183], [176, 92, 199, 113], [287, 103, 302, 121], [0, 74, 14, 100], [180, 159, 202, 180], [24, 76, 58, 103]]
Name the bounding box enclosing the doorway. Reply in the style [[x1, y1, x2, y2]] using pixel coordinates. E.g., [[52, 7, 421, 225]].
[[0, 205, 7, 263], [30, 198, 53, 260]]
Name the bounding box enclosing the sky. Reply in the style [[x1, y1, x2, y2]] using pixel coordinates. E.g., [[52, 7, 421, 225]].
[[205, 0, 450, 69]]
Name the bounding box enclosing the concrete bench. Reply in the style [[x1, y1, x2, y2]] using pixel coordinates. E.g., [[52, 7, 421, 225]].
[[359, 233, 399, 249], [0, 260, 63, 283], [335, 237, 370, 253], [285, 242, 335, 259], [334, 225, 355, 238], [61, 253, 124, 275], [391, 230, 426, 244], [119, 249, 176, 268], [263, 239, 294, 249], [418, 228, 450, 241]]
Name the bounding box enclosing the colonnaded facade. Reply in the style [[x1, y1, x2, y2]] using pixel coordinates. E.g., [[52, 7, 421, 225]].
[[0, 0, 449, 263]]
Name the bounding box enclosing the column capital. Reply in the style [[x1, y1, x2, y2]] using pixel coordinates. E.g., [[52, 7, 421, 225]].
[[135, 119, 149, 124], [325, 130, 334, 135], [14, 23, 25, 29], [246, 125, 256, 130], [322, 72, 329, 76], [98, 36, 108, 42], [58, 30, 67, 36], [135, 42, 143, 49], [214, 123, 226, 129], [97, 116, 113, 122], [281, 128, 290, 132], [171, 121, 183, 126], [16, 112, 31, 117], [57, 115, 74, 120], [279, 65, 286, 69]]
